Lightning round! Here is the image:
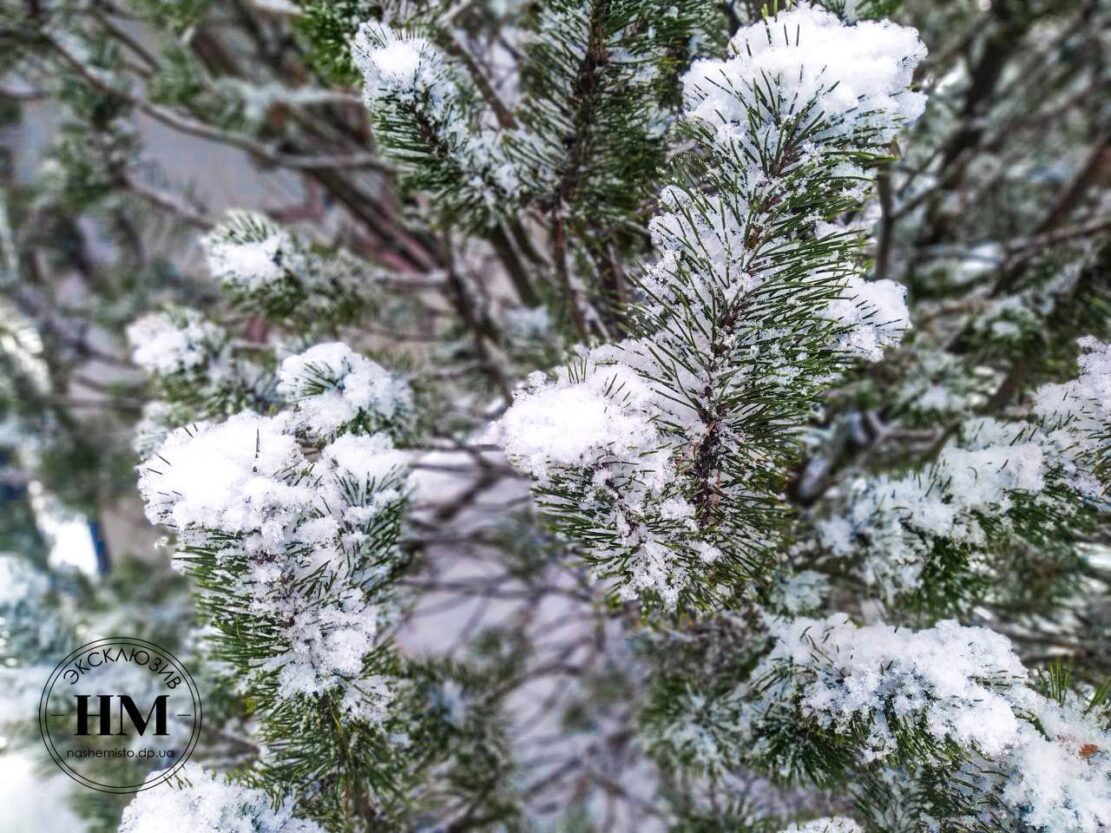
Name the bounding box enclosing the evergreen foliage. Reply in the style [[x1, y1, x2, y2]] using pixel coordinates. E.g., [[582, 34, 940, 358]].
[[0, 0, 1108, 831]]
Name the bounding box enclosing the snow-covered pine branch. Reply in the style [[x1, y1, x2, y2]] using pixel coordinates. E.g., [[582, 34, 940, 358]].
[[117, 179, 449, 813], [511, 0, 716, 236], [497, 5, 924, 610], [642, 337, 1111, 832], [202, 210, 391, 326], [119, 764, 326, 833], [1034, 336, 1111, 499], [644, 608, 1111, 831], [127, 307, 273, 452], [814, 416, 1086, 609], [750, 616, 1108, 830], [127, 308, 227, 380], [139, 409, 408, 706], [134, 334, 415, 810], [806, 334, 1111, 614], [352, 22, 519, 225]]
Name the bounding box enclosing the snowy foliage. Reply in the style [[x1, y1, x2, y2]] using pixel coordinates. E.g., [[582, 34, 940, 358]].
[[496, 346, 721, 606], [203, 213, 307, 294], [127, 308, 225, 377], [352, 23, 518, 221], [752, 615, 1029, 760], [1034, 336, 1111, 499], [278, 342, 412, 438], [201, 211, 387, 322], [497, 358, 661, 484], [779, 819, 863, 833], [353, 26, 444, 96], [816, 418, 1057, 600], [823, 274, 912, 361], [126, 301, 270, 436], [119, 764, 326, 833], [498, 5, 924, 609], [11, 0, 1109, 830], [750, 615, 1111, 831], [139, 406, 408, 712], [682, 4, 926, 147], [509, 0, 714, 227], [140, 411, 304, 534]]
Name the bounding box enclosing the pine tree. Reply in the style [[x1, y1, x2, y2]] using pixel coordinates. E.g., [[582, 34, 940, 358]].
[[0, 0, 1108, 832]]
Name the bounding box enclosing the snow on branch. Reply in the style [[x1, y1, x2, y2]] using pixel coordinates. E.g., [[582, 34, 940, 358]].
[[278, 342, 413, 439], [351, 23, 518, 223], [683, 4, 926, 151], [127, 308, 225, 377], [119, 764, 325, 833], [138, 348, 411, 716], [202, 211, 388, 323], [1034, 336, 1111, 499], [780, 819, 863, 833], [816, 417, 1057, 602], [750, 615, 1111, 831], [497, 3, 926, 610]]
